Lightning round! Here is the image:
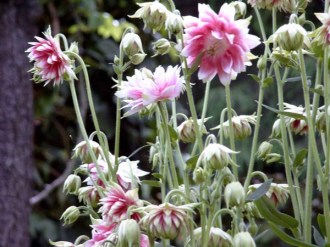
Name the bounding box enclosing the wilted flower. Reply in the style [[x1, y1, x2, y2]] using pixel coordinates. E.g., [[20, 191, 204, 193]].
[[99, 185, 142, 224], [213, 115, 256, 140], [249, 183, 290, 206], [116, 66, 184, 116], [194, 227, 233, 247], [177, 118, 208, 143], [73, 140, 102, 163], [26, 27, 76, 86], [63, 174, 81, 195], [130, 1, 168, 31], [60, 206, 80, 225], [233, 232, 256, 247], [224, 181, 246, 208], [182, 3, 260, 85], [142, 203, 193, 240], [197, 143, 238, 170], [271, 23, 307, 51]]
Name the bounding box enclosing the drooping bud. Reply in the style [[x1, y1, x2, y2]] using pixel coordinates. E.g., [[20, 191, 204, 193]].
[[233, 232, 256, 247], [249, 183, 290, 206], [256, 141, 273, 160], [224, 181, 246, 208], [118, 219, 141, 247], [63, 174, 81, 195], [193, 167, 208, 184], [194, 227, 233, 247], [152, 38, 172, 56], [78, 186, 100, 207], [273, 23, 307, 51], [60, 206, 80, 225], [197, 143, 238, 170], [130, 1, 168, 32], [72, 140, 102, 163], [165, 10, 183, 35], [121, 32, 144, 57], [177, 118, 208, 143], [316, 111, 326, 132], [265, 153, 282, 164], [229, 1, 247, 18], [270, 119, 281, 138]]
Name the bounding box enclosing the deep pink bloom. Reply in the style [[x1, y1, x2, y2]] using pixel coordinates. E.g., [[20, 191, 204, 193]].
[[116, 66, 184, 116], [26, 28, 76, 86], [182, 3, 260, 85], [99, 185, 142, 224]]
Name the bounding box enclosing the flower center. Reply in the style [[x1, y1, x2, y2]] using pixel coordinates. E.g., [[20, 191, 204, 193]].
[[205, 35, 229, 57]]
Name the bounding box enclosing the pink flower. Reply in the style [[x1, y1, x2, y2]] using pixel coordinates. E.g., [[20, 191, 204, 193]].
[[182, 4, 260, 85], [116, 66, 184, 116], [99, 185, 142, 224], [84, 219, 116, 247], [140, 234, 150, 247], [26, 27, 76, 86], [141, 203, 193, 240]]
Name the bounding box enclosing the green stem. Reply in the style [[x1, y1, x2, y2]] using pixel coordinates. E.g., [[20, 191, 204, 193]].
[[274, 64, 301, 228], [158, 102, 179, 188], [225, 84, 238, 178]]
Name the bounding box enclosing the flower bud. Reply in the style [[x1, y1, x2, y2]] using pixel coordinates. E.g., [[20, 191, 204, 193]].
[[165, 11, 183, 35], [194, 227, 233, 247], [118, 219, 141, 247], [78, 186, 100, 207], [257, 56, 267, 70], [265, 153, 282, 164], [152, 38, 171, 56], [130, 2, 168, 32], [271, 119, 281, 138], [130, 53, 146, 65], [256, 141, 273, 160], [229, 1, 247, 18], [72, 140, 102, 163], [249, 183, 289, 206], [233, 232, 256, 247], [224, 181, 246, 208], [68, 42, 79, 54], [244, 202, 262, 219], [193, 167, 207, 184], [316, 111, 326, 132], [60, 206, 80, 225], [63, 174, 81, 195], [197, 143, 238, 170], [121, 33, 144, 57], [177, 118, 208, 143], [274, 23, 307, 51]]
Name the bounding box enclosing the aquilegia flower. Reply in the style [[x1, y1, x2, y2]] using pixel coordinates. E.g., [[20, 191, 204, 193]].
[[116, 65, 184, 116], [314, 11, 330, 47], [26, 27, 76, 86], [182, 3, 260, 85]]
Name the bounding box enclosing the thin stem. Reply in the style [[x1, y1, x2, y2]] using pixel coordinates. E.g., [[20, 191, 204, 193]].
[[225, 84, 238, 178]]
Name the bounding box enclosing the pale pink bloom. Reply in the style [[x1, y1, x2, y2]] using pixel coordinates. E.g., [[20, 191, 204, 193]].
[[315, 12, 330, 46], [84, 219, 116, 247], [116, 66, 184, 116], [26, 28, 76, 86], [99, 185, 143, 224], [141, 203, 193, 240], [182, 3, 260, 85], [140, 234, 150, 247]]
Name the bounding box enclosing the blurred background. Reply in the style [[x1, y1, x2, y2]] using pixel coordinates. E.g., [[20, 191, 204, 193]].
[[0, 0, 324, 246]]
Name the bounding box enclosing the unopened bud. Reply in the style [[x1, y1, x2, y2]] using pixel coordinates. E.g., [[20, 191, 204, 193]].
[[73, 140, 102, 163], [256, 141, 273, 160], [193, 167, 207, 184], [316, 111, 326, 132], [177, 118, 207, 143], [68, 42, 79, 54], [265, 153, 282, 164], [257, 56, 267, 70], [165, 11, 183, 35], [152, 38, 171, 56], [63, 174, 81, 195], [130, 53, 146, 65], [121, 32, 144, 57], [271, 119, 281, 138], [78, 186, 100, 207], [233, 232, 256, 247], [229, 1, 247, 18], [224, 181, 245, 208], [118, 219, 141, 247], [274, 23, 307, 51], [60, 206, 80, 225]]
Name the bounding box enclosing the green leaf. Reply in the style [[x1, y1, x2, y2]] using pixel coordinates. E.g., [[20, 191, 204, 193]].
[[151, 173, 163, 179], [312, 226, 325, 247], [141, 180, 161, 187], [262, 76, 273, 88], [246, 179, 272, 201], [277, 111, 306, 120], [249, 74, 261, 84], [268, 222, 318, 247], [186, 155, 199, 170], [293, 149, 308, 168], [317, 214, 326, 237]]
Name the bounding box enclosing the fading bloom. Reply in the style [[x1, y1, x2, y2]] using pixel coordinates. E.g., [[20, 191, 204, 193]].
[[182, 3, 260, 85], [99, 185, 142, 224], [26, 27, 76, 86], [197, 143, 238, 170], [249, 183, 290, 206], [142, 203, 193, 240], [213, 115, 256, 140], [194, 227, 233, 247], [116, 66, 184, 116]]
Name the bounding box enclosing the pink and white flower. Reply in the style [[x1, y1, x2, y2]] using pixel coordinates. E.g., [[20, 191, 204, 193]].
[[116, 66, 184, 116], [99, 185, 143, 224], [26, 28, 76, 86], [182, 3, 260, 85], [84, 219, 116, 247]]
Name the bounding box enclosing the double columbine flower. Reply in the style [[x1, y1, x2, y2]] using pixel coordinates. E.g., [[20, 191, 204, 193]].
[[26, 27, 76, 86], [249, 183, 290, 206], [182, 3, 260, 85], [116, 66, 184, 116]]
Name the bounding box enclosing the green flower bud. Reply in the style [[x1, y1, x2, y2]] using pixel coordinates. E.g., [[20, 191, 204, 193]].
[[68, 42, 79, 54], [193, 167, 207, 184], [63, 174, 81, 195], [256, 141, 273, 160], [121, 33, 144, 57], [224, 181, 245, 208], [118, 219, 141, 247], [72, 140, 102, 163], [129, 53, 146, 65], [165, 10, 183, 35], [274, 23, 307, 51], [316, 111, 326, 132], [229, 1, 247, 18], [60, 206, 80, 225], [152, 38, 171, 56], [265, 153, 282, 164]]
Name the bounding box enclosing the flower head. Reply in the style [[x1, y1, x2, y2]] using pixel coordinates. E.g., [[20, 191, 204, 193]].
[[84, 218, 116, 247], [247, 0, 284, 10], [182, 3, 260, 85], [194, 227, 233, 247], [283, 103, 308, 135], [99, 185, 142, 224], [224, 181, 246, 208], [314, 12, 330, 47], [26, 27, 76, 86], [142, 203, 193, 240], [116, 66, 184, 116], [272, 23, 307, 51], [249, 183, 290, 206]]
